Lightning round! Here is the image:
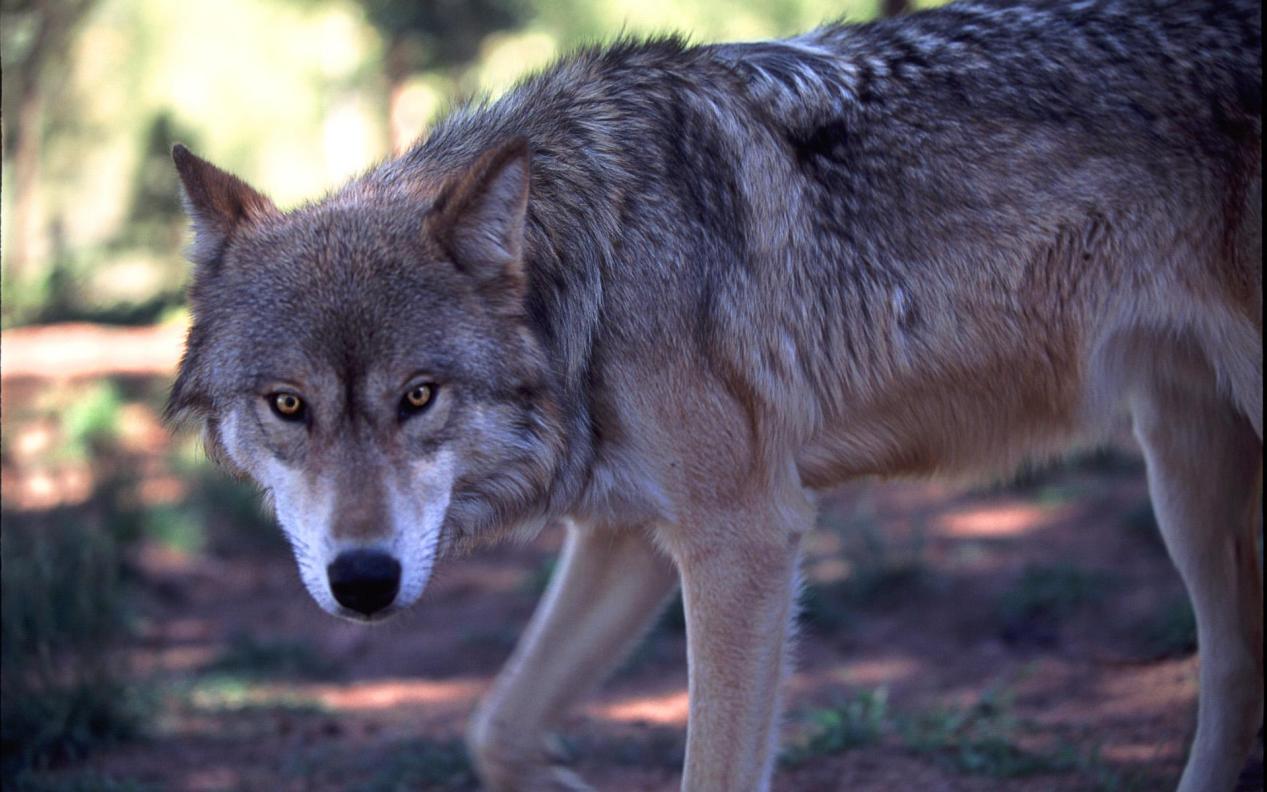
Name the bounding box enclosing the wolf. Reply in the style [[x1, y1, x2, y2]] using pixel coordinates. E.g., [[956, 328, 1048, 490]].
[[166, 0, 1262, 789]]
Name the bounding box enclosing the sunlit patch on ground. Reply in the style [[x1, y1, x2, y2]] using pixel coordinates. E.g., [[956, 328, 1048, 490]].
[[2, 464, 95, 510], [310, 678, 486, 713], [179, 765, 242, 792], [830, 656, 922, 688], [590, 689, 692, 726], [936, 502, 1069, 538]]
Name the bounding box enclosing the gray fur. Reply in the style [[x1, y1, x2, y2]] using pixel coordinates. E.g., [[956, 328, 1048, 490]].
[[169, 1, 1262, 786]]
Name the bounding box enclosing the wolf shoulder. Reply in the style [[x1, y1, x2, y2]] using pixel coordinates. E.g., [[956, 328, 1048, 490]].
[[696, 0, 1262, 274]]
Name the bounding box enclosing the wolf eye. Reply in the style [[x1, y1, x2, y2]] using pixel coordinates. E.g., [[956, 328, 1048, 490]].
[[399, 383, 435, 418], [270, 392, 306, 421]]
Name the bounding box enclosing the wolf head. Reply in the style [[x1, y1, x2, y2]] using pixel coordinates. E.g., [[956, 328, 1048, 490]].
[[166, 140, 566, 621]]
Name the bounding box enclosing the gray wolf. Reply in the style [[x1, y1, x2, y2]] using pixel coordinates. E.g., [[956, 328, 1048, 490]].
[[167, 0, 1262, 788]]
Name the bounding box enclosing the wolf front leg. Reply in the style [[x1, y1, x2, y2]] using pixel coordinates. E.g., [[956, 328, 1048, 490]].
[[1132, 380, 1264, 792], [467, 520, 679, 791], [671, 497, 808, 792]]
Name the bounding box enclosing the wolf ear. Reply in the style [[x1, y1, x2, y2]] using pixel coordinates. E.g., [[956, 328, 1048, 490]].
[[426, 138, 530, 292], [171, 144, 277, 266]]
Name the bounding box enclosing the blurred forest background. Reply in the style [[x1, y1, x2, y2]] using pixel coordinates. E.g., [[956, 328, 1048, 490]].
[[1, 0, 1259, 790], [1, 0, 914, 329]]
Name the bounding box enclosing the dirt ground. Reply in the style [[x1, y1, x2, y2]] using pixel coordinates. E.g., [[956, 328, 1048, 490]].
[[3, 323, 1263, 792]]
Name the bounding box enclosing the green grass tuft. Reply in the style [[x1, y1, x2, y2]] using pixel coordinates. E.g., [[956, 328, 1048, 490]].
[[183, 675, 328, 717], [899, 686, 1074, 778], [1, 516, 146, 779], [781, 688, 889, 766]]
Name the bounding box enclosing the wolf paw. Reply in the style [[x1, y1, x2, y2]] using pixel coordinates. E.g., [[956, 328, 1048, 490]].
[[475, 761, 595, 792], [468, 732, 595, 792], [518, 765, 596, 792]]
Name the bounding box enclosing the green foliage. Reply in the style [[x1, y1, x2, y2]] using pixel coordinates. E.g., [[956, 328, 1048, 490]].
[[182, 675, 327, 716], [2, 247, 188, 327], [0, 514, 145, 779], [58, 382, 124, 460], [0, 260, 72, 328], [781, 688, 889, 765], [69, 465, 207, 558], [139, 504, 204, 554], [62, 461, 195, 557], [168, 450, 283, 555], [778, 683, 1136, 788], [359, 0, 527, 72], [4, 107, 195, 327], [183, 476, 274, 553], [121, 112, 193, 242], [3, 0, 923, 329]]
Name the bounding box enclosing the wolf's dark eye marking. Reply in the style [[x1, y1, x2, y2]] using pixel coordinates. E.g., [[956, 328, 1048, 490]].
[[399, 383, 436, 419], [270, 392, 306, 421]]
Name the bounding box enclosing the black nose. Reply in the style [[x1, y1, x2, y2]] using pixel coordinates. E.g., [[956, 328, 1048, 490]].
[[327, 550, 401, 617]]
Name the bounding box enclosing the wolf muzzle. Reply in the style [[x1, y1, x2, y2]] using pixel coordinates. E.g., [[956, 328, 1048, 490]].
[[326, 549, 402, 617]]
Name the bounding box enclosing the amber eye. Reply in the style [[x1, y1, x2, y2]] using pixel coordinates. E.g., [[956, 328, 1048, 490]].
[[400, 383, 435, 418], [270, 392, 306, 421]]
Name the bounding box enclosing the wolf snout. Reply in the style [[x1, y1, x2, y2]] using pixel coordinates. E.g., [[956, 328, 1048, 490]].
[[327, 549, 402, 618]]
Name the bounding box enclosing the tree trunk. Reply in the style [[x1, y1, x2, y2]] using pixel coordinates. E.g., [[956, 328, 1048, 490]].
[[6, 79, 45, 284], [2, 0, 97, 284], [883, 0, 911, 17], [385, 34, 414, 155]]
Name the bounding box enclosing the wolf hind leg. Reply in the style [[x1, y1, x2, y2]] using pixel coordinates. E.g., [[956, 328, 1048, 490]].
[[1131, 367, 1264, 792], [467, 520, 679, 791]]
